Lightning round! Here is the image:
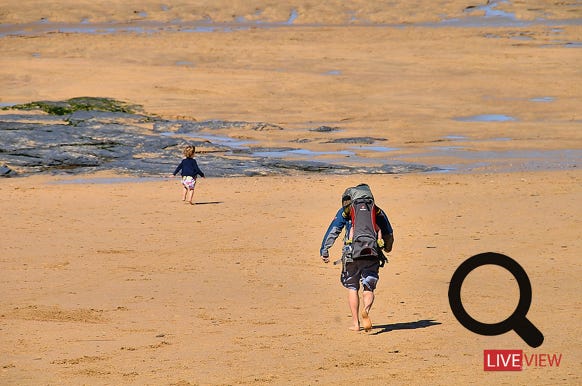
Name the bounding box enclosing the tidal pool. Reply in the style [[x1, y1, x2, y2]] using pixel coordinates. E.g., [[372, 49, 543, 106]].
[[455, 114, 516, 122]]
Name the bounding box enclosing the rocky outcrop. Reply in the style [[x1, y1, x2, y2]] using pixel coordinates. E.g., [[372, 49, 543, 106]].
[[1, 98, 438, 177]]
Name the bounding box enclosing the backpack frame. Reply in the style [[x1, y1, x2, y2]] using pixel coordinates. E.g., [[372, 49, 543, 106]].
[[349, 197, 381, 260]]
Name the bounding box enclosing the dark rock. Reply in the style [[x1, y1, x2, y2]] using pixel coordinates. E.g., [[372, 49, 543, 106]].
[[0, 98, 438, 177], [325, 137, 387, 144], [252, 122, 284, 131], [309, 125, 340, 132], [0, 164, 15, 177]]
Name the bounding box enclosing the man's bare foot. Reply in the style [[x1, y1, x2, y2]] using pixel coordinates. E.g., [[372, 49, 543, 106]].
[[361, 310, 372, 332], [348, 325, 361, 331]]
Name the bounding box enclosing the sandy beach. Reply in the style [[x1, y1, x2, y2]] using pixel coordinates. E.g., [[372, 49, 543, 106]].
[[1, 171, 580, 385], [1, 1, 581, 384]]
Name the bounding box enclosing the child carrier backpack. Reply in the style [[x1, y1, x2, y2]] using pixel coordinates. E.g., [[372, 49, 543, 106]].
[[343, 184, 383, 262]]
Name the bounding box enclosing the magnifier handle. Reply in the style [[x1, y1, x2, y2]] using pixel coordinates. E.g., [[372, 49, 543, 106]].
[[514, 318, 544, 348]]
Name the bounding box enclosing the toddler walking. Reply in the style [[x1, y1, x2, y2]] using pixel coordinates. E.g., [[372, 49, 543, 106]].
[[172, 145, 205, 204]]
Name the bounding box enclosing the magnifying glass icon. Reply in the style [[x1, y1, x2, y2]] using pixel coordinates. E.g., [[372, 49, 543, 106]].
[[448, 252, 544, 348]]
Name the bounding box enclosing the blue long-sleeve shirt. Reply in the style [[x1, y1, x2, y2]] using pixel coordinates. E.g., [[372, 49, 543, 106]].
[[173, 158, 205, 178], [320, 206, 393, 258]]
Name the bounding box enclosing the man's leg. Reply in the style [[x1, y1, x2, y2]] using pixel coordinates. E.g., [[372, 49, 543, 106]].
[[348, 289, 360, 331], [362, 289, 375, 314], [361, 289, 375, 331], [360, 264, 379, 332]]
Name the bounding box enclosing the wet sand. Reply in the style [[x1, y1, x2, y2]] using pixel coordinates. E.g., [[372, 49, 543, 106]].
[[0, 1, 581, 384], [1, 1, 581, 174]]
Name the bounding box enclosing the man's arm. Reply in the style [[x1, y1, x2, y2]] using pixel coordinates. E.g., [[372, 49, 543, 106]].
[[376, 207, 394, 253], [320, 208, 347, 262]]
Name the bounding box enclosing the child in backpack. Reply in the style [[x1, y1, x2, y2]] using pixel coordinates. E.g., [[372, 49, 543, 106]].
[[320, 184, 394, 332], [172, 145, 205, 205]]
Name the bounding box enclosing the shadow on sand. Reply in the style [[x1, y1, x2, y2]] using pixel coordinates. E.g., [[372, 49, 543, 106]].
[[194, 201, 223, 205], [371, 319, 441, 335]]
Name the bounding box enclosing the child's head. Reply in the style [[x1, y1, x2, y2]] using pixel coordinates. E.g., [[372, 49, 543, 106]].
[[183, 145, 195, 158]]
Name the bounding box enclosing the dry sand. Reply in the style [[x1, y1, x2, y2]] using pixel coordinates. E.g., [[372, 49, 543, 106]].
[[1, 1, 581, 385], [1, 172, 580, 385]]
